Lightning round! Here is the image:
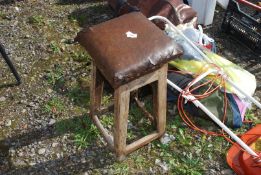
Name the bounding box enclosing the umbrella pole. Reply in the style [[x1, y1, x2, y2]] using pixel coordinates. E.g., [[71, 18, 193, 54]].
[[167, 79, 259, 157]]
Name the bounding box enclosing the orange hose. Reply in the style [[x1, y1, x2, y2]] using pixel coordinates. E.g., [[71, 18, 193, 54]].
[[175, 69, 261, 161]]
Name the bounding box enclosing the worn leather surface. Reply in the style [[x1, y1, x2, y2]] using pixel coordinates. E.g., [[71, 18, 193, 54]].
[[108, 0, 197, 26], [75, 12, 183, 88]]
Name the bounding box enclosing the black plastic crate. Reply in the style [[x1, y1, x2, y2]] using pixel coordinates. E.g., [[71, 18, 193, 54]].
[[222, 0, 261, 54]]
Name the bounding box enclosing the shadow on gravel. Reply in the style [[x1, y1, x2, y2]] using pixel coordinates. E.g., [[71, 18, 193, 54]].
[[68, 3, 113, 27], [57, 0, 100, 5], [0, 82, 20, 89], [0, 0, 16, 5], [8, 146, 112, 175], [0, 114, 114, 174], [4, 146, 113, 175]]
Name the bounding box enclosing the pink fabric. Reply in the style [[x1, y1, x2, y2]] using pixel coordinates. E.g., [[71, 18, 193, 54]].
[[232, 94, 249, 121]]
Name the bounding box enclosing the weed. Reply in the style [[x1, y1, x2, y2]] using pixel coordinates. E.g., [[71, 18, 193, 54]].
[[68, 3, 110, 26], [68, 12, 88, 26], [129, 103, 144, 123], [28, 15, 44, 25], [102, 94, 112, 106], [100, 113, 113, 127], [127, 130, 135, 141], [67, 86, 90, 107], [45, 64, 64, 86], [71, 52, 91, 63], [245, 109, 261, 123], [55, 115, 99, 149], [111, 162, 130, 175], [174, 153, 204, 175], [157, 143, 172, 158], [49, 41, 61, 53], [0, 12, 7, 19], [134, 155, 146, 169], [44, 97, 64, 113], [176, 128, 193, 146]]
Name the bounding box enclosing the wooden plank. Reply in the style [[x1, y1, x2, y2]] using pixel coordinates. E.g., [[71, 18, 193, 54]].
[[125, 132, 160, 155], [90, 63, 114, 149], [90, 63, 104, 115], [126, 69, 159, 92], [92, 115, 114, 150], [113, 85, 130, 161], [155, 64, 168, 135]]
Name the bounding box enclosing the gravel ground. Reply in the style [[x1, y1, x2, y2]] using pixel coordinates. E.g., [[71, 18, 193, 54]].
[[0, 0, 260, 175]]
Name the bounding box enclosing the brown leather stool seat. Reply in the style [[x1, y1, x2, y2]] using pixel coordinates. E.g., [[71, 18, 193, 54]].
[[75, 12, 182, 88], [75, 12, 182, 160]]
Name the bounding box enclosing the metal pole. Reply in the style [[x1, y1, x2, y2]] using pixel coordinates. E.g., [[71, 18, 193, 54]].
[[0, 43, 21, 85], [167, 79, 258, 157]]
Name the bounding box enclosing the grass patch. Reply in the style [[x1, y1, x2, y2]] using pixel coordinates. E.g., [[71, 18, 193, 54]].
[[68, 3, 110, 26], [67, 86, 90, 107], [49, 41, 61, 54], [110, 162, 130, 175], [102, 94, 112, 106], [0, 12, 7, 19], [44, 96, 64, 113], [128, 101, 153, 138], [245, 109, 261, 124], [71, 52, 91, 63], [100, 113, 113, 127], [55, 115, 99, 149], [148, 112, 231, 175], [28, 15, 44, 25], [133, 154, 146, 169], [44, 64, 64, 88], [68, 11, 88, 26]]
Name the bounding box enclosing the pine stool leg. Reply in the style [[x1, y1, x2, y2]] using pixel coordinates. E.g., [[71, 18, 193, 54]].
[[90, 63, 114, 148], [114, 85, 130, 161], [154, 64, 167, 135], [90, 63, 104, 115]]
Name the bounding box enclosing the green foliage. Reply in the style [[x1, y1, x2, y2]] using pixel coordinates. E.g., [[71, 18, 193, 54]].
[[45, 64, 64, 87], [71, 52, 91, 63], [67, 86, 90, 107], [176, 128, 193, 146], [55, 115, 99, 149], [28, 15, 44, 25], [127, 130, 135, 141], [245, 109, 261, 123], [0, 12, 7, 19], [68, 12, 88, 26], [44, 97, 64, 113], [134, 155, 146, 169], [173, 154, 204, 175], [111, 162, 130, 175], [49, 41, 61, 53], [155, 142, 204, 175], [100, 113, 114, 127], [129, 101, 153, 137]]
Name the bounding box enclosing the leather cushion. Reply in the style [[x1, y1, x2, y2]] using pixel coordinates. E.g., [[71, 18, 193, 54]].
[[75, 12, 183, 88], [108, 0, 197, 26]]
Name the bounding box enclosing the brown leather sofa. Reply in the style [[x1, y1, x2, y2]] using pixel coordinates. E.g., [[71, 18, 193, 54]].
[[107, 0, 197, 26]]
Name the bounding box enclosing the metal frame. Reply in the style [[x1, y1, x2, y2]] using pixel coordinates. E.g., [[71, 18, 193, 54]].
[[0, 43, 21, 85]]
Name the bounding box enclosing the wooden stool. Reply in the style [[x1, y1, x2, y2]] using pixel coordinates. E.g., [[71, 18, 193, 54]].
[[75, 12, 182, 160]]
